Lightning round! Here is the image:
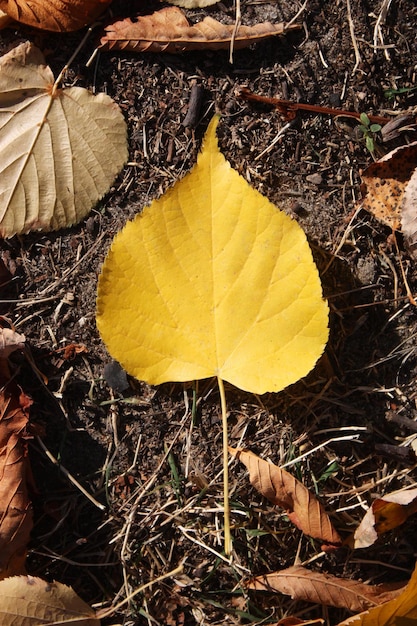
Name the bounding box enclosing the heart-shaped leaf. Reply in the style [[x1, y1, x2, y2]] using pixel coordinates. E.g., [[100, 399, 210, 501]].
[[97, 116, 328, 394]]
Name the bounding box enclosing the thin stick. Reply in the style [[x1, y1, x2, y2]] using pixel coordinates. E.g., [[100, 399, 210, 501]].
[[346, 0, 362, 74], [217, 376, 232, 555], [229, 0, 241, 64]]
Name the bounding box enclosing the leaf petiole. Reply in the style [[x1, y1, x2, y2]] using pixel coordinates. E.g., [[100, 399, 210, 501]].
[[217, 376, 232, 556]]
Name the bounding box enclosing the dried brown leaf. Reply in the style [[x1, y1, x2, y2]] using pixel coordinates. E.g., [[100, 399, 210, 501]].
[[0, 377, 33, 580], [354, 487, 417, 549], [360, 141, 417, 230], [100, 6, 301, 53], [246, 566, 405, 613], [229, 447, 341, 549], [0, 0, 111, 31]]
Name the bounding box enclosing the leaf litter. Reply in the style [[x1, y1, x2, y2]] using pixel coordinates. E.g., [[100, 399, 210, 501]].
[[2, 0, 417, 624]]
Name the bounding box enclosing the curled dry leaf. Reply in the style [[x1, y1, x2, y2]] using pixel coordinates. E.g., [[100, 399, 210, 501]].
[[360, 141, 417, 230], [100, 6, 301, 53], [0, 377, 33, 580], [0, 0, 111, 31], [0, 42, 128, 238], [246, 566, 405, 613], [354, 486, 417, 549], [0, 327, 25, 359], [230, 448, 341, 548], [0, 576, 99, 625], [336, 562, 417, 626]]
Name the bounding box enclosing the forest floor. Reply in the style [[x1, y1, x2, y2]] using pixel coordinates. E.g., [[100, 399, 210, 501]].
[[2, 0, 417, 624]]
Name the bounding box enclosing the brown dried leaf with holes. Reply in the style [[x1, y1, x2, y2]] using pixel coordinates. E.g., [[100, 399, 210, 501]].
[[246, 565, 405, 614], [100, 6, 301, 53], [360, 141, 417, 231], [229, 447, 342, 549], [0, 0, 111, 31]]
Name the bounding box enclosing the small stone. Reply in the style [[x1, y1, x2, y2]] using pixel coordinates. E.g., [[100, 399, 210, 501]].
[[306, 173, 323, 185]]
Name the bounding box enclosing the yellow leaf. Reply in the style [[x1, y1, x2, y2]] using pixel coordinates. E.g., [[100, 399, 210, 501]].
[[0, 575, 100, 625], [0, 42, 128, 237], [336, 562, 417, 626], [97, 116, 328, 394]]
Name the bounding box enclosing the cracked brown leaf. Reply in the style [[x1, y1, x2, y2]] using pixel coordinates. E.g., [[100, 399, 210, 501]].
[[230, 447, 341, 548], [246, 566, 405, 613], [100, 6, 301, 53], [0, 576, 99, 625], [0, 42, 127, 238], [0, 376, 33, 580], [0, 0, 111, 31]]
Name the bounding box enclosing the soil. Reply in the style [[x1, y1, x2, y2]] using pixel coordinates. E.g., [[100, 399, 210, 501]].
[[2, 0, 417, 624]]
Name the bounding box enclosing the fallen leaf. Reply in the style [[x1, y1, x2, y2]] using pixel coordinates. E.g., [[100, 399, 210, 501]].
[[100, 6, 301, 53], [0, 8, 11, 28], [360, 141, 417, 230], [336, 562, 417, 625], [0, 377, 33, 580], [246, 566, 404, 613], [353, 487, 417, 549], [229, 448, 341, 548], [166, 0, 220, 7], [0, 42, 128, 238], [0, 0, 111, 31], [97, 116, 328, 395], [400, 167, 417, 256], [0, 576, 100, 625], [0, 327, 25, 359]]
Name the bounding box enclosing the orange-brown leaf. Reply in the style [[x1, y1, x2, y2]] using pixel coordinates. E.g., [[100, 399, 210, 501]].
[[0, 0, 111, 31], [230, 447, 341, 549], [360, 141, 417, 230], [354, 487, 417, 549], [0, 377, 33, 580], [100, 6, 301, 53], [246, 566, 405, 613]]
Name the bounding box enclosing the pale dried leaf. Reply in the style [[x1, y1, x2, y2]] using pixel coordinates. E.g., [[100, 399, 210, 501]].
[[0, 576, 100, 624], [0, 0, 111, 31], [100, 6, 301, 53], [336, 562, 417, 625], [0, 42, 128, 238], [0, 327, 25, 359], [354, 486, 417, 549], [401, 167, 417, 257], [246, 566, 405, 613], [230, 447, 341, 548], [167, 0, 220, 7]]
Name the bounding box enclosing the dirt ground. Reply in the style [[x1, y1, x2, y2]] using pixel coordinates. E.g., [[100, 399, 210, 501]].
[[2, 0, 417, 623]]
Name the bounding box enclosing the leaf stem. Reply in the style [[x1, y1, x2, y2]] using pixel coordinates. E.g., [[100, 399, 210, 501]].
[[217, 376, 232, 555]]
